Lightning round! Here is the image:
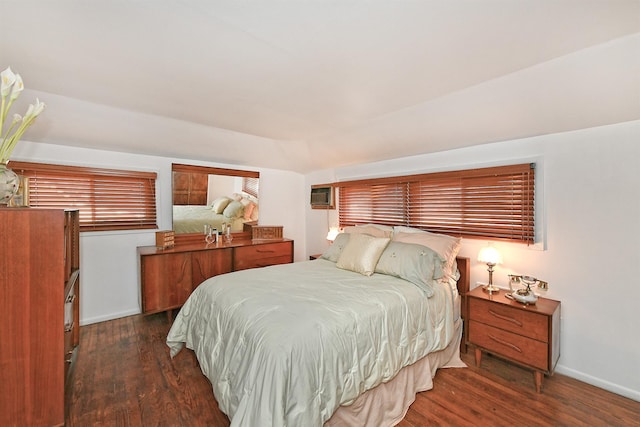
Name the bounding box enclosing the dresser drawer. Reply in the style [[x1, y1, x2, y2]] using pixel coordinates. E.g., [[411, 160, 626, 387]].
[[469, 297, 549, 342], [469, 320, 549, 371], [234, 241, 293, 270]]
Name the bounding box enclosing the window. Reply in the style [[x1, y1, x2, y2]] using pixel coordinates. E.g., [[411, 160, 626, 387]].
[[338, 163, 535, 244], [9, 161, 158, 232], [242, 176, 259, 198]]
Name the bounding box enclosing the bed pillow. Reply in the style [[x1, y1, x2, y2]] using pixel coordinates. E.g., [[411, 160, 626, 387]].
[[243, 201, 256, 220], [211, 196, 232, 214], [375, 241, 444, 297], [222, 200, 244, 218], [358, 223, 394, 235], [250, 204, 259, 221], [343, 224, 393, 239], [320, 233, 350, 262], [392, 230, 462, 280], [336, 233, 390, 276]]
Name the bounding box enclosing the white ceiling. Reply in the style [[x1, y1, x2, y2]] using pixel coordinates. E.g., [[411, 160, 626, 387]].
[[2, 1, 639, 172]]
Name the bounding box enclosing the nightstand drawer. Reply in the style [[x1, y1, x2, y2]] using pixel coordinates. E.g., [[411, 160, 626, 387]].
[[469, 298, 549, 342], [469, 320, 549, 370]]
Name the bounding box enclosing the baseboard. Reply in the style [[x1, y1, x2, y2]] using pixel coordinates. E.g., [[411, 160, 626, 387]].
[[80, 308, 141, 326], [555, 364, 640, 402]]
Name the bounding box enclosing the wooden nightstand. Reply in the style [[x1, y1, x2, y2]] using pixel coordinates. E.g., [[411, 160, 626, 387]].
[[466, 286, 561, 393]]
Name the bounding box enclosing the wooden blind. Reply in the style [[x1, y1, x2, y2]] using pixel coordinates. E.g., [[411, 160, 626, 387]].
[[9, 161, 158, 232], [243, 177, 259, 198], [338, 163, 535, 244]]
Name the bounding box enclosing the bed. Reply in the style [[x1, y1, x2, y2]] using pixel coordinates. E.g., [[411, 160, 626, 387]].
[[167, 226, 469, 426], [172, 194, 259, 234], [172, 205, 248, 234]]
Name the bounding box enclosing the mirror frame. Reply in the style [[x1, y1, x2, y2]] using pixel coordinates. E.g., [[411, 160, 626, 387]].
[[171, 163, 260, 245]]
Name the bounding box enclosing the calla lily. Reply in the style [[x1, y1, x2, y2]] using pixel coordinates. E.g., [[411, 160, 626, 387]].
[[33, 98, 45, 116], [0, 66, 45, 164], [1, 67, 16, 97], [9, 74, 23, 101]]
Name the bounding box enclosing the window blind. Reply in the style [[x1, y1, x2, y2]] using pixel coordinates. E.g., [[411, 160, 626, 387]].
[[243, 177, 259, 198], [338, 163, 535, 244], [9, 161, 158, 232]]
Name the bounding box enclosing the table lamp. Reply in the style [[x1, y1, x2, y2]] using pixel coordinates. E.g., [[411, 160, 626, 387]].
[[478, 244, 502, 293], [326, 227, 340, 243]]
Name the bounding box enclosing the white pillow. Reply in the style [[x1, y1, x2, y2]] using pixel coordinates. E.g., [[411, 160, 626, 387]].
[[392, 230, 461, 280], [336, 233, 390, 276], [343, 224, 393, 239], [211, 197, 232, 214]]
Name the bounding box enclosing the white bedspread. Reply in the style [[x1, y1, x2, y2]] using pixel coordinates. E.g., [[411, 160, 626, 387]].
[[166, 259, 456, 427]]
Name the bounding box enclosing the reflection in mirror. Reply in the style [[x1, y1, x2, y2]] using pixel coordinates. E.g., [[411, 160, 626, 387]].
[[172, 163, 259, 235]]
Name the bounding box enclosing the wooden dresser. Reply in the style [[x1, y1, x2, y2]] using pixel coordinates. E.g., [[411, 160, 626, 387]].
[[0, 208, 80, 426], [467, 286, 560, 392], [138, 238, 294, 315]]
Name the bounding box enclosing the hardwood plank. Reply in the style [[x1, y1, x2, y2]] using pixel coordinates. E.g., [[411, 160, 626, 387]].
[[68, 314, 640, 426]]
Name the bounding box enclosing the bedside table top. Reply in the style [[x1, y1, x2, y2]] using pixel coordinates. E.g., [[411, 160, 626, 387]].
[[467, 286, 560, 316]]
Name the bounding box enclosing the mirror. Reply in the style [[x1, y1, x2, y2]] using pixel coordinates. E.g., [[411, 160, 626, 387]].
[[172, 163, 260, 236]]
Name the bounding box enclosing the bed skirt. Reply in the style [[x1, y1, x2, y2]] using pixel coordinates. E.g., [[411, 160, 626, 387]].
[[325, 318, 466, 427]]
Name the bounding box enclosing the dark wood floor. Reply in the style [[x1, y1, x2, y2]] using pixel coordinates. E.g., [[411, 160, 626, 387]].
[[67, 313, 640, 426]]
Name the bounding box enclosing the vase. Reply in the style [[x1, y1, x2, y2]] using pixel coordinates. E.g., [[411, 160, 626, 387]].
[[0, 164, 19, 205]]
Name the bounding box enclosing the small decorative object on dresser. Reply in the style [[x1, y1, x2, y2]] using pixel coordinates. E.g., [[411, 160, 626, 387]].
[[244, 222, 284, 240], [0, 164, 19, 204], [156, 230, 175, 249], [467, 286, 561, 392]]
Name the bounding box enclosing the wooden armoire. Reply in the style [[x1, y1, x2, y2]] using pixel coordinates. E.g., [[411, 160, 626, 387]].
[[172, 170, 208, 205], [0, 208, 80, 426]]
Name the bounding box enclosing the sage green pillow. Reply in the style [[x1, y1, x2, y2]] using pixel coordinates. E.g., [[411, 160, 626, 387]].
[[222, 200, 244, 218], [320, 233, 350, 262], [375, 241, 444, 297]]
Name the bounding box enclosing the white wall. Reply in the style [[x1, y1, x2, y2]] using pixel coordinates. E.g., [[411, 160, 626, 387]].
[[305, 120, 640, 401], [10, 141, 307, 325]]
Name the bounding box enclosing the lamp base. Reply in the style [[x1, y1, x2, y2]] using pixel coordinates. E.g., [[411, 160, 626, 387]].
[[483, 284, 501, 294]]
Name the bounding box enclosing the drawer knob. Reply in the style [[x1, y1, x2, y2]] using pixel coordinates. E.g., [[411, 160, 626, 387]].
[[488, 309, 523, 327], [488, 333, 523, 353]]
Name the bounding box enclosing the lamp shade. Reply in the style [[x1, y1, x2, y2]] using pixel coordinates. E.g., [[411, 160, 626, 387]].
[[326, 227, 340, 242], [478, 245, 502, 265]]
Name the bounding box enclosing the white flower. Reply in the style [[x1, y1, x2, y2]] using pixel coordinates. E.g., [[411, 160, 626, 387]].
[[9, 74, 23, 101], [0, 66, 45, 164], [0, 67, 16, 97], [33, 98, 45, 117]]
